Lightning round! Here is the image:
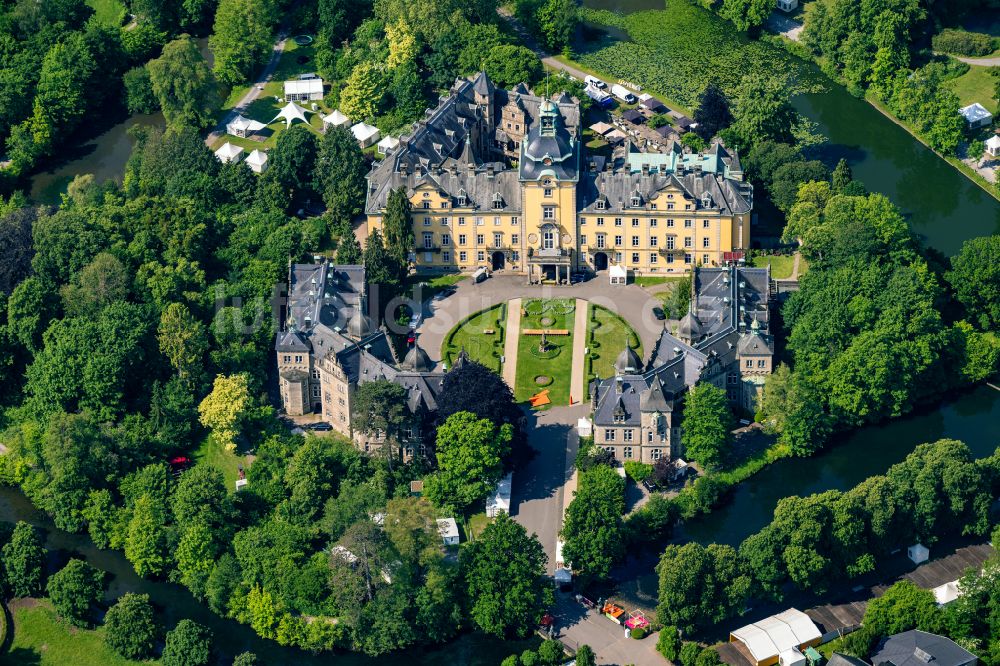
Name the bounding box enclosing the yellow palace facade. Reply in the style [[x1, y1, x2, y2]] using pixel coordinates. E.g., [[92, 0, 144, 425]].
[[365, 72, 752, 280]]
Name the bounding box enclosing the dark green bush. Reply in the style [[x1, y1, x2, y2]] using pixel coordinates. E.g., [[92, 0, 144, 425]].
[[932, 29, 994, 57]]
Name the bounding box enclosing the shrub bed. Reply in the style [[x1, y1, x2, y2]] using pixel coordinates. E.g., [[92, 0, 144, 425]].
[[933, 29, 995, 57]]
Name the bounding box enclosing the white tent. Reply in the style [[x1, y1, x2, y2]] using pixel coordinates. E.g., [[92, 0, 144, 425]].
[[730, 609, 821, 666], [214, 142, 244, 164], [960, 102, 993, 128], [322, 109, 350, 130], [908, 543, 930, 565], [377, 136, 400, 155], [284, 78, 324, 102], [351, 122, 380, 147], [986, 135, 1000, 157], [609, 264, 627, 285], [245, 149, 269, 174], [271, 101, 311, 128], [226, 114, 266, 138]]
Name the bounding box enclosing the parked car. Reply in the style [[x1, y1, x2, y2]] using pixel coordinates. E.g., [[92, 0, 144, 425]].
[[585, 75, 607, 89], [309, 422, 333, 431], [652, 306, 666, 320], [570, 272, 588, 284], [432, 286, 457, 301]]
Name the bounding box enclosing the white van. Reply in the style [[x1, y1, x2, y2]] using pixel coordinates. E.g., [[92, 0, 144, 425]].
[[585, 75, 606, 89], [611, 84, 637, 105], [472, 266, 490, 283]]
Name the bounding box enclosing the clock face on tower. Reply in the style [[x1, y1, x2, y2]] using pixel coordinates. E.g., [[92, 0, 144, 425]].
[[543, 158, 552, 166]]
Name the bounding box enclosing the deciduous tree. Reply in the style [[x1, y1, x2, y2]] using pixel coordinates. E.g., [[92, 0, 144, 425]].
[[681, 383, 732, 469], [947, 235, 1000, 331], [198, 374, 253, 451], [425, 412, 512, 512], [210, 0, 278, 86], [314, 125, 367, 224], [162, 619, 214, 666], [2, 522, 45, 598], [148, 36, 220, 130], [46, 558, 103, 627], [560, 465, 625, 584], [104, 593, 158, 659]]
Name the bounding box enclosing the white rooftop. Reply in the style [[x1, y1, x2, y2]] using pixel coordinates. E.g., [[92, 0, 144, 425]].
[[377, 136, 400, 151], [214, 142, 244, 163], [284, 78, 324, 96], [730, 609, 821, 663], [351, 122, 380, 142], [960, 102, 993, 123], [987, 135, 1000, 150], [245, 149, 268, 167], [436, 517, 459, 540], [323, 109, 350, 126], [932, 580, 962, 605], [271, 101, 310, 128], [226, 114, 266, 134]]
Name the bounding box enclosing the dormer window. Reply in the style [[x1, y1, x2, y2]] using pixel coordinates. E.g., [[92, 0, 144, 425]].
[[701, 193, 713, 207], [492, 193, 504, 210], [596, 199, 606, 210], [457, 190, 468, 207], [613, 411, 626, 423]]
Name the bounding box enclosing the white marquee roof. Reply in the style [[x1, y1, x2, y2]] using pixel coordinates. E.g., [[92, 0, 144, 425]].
[[351, 122, 380, 142], [436, 517, 459, 540], [246, 149, 268, 167], [323, 109, 350, 126], [284, 78, 324, 96], [377, 136, 400, 151], [986, 135, 1000, 150], [214, 142, 244, 163], [960, 102, 993, 123], [226, 114, 266, 134], [271, 101, 310, 128], [730, 609, 821, 662]]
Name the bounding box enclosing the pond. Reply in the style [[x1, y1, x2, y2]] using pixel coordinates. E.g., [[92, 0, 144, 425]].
[[0, 485, 534, 665]]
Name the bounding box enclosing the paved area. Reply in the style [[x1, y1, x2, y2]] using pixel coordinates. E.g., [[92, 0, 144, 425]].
[[554, 592, 665, 666], [412, 274, 666, 372], [511, 404, 588, 573], [502, 298, 523, 389], [205, 35, 288, 147], [766, 12, 804, 41], [569, 298, 588, 405]]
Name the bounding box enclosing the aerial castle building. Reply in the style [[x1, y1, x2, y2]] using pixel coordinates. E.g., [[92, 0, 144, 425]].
[[365, 72, 752, 280]]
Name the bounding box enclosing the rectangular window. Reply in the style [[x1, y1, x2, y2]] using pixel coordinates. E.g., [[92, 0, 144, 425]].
[[440, 201, 448, 209], [667, 203, 675, 210], [476, 234, 485, 245], [651, 253, 657, 263], [650, 218, 658, 227], [703, 254, 709, 264], [684, 219, 692, 228], [511, 216, 519, 225], [476, 217, 484, 226], [477, 251, 485, 261], [421, 201, 430, 209], [623, 446, 633, 459], [745, 359, 753, 368], [580, 234, 587, 245], [442, 251, 451, 262], [758, 359, 766, 368], [544, 188, 553, 197], [440, 217, 448, 226], [614, 235, 623, 246], [512, 234, 519, 245], [543, 207, 555, 220], [294, 355, 303, 363], [615, 252, 622, 263], [579, 217, 587, 226], [684, 253, 692, 264], [311, 386, 321, 398], [631, 252, 640, 263], [666, 236, 675, 250], [703, 219, 710, 228], [651, 203, 658, 210], [494, 232, 503, 248], [650, 236, 658, 247], [632, 218, 640, 227], [596, 234, 606, 249], [684, 237, 692, 248], [311, 369, 320, 379], [494, 216, 501, 225], [442, 234, 451, 246], [651, 449, 662, 461], [543, 230, 554, 249], [512, 250, 519, 261], [458, 234, 467, 245], [458, 217, 466, 225], [702, 237, 710, 248], [631, 236, 640, 247], [667, 219, 674, 227], [597, 217, 605, 226], [459, 251, 467, 262], [614, 218, 623, 226], [282, 355, 290, 363], [423, 217, 431, 226], [423, 251, 433, 263], [423, 233, 433, 248], [604, 429, 616, 441], [666, 253, 674, 263], [623, 429, 633, 442]]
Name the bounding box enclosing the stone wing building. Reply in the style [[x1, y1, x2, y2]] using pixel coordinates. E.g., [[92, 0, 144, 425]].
[[275, 260, 444, 458], [365, 72, 752, 280], [590, 266, 773, 463]]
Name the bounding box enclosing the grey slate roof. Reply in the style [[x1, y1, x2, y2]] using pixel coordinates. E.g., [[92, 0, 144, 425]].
[[872, 631, 978, 666], [829, 654, 872, 666], [592, 266, 772, 427]]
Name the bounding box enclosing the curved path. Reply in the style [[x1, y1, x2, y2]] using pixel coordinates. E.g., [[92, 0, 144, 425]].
[[413, 275, 667, 373], [952, 54, 1000, 66]]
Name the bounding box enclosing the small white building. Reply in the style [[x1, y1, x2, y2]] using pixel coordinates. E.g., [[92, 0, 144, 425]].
[[322, 109, 351, 131], [908, 543, 930, 565], [214, 142, 244, 164], [436, 518, 459, 547], [284, 77, 324, 102], [776, 0, 798, 11], [245, 149, 269, 174], [609, 264, 628, 285], [486, 472, 513, 517], [226, 114, 266, 138], [377, 136, 400, 155], [351, 122, 381, 148], [932, 580, 962, 606], [730, 609, 822, 666], [985, 134, 1000, 157], [960, 103, 993, 129]]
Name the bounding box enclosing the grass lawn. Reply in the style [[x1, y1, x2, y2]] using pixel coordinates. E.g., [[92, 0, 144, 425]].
[[633, 275, 684, 287], [442, 304, 505, 372], [193, 435, 252, 493], [0, 599, 155, 666], [588, 304, 641, 380], [214, 40, 329, 152], [514, 299, 576, 405], [86, 0, 126, 26], [462, 513, 491, 542], [751, 254, 796, 279], [946, 64, 998, 114], [405, 272, 468, 302]]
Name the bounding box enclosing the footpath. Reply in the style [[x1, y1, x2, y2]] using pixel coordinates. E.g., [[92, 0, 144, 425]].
[[569, 298, 588, 405], [502, 298, 523, 390]]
